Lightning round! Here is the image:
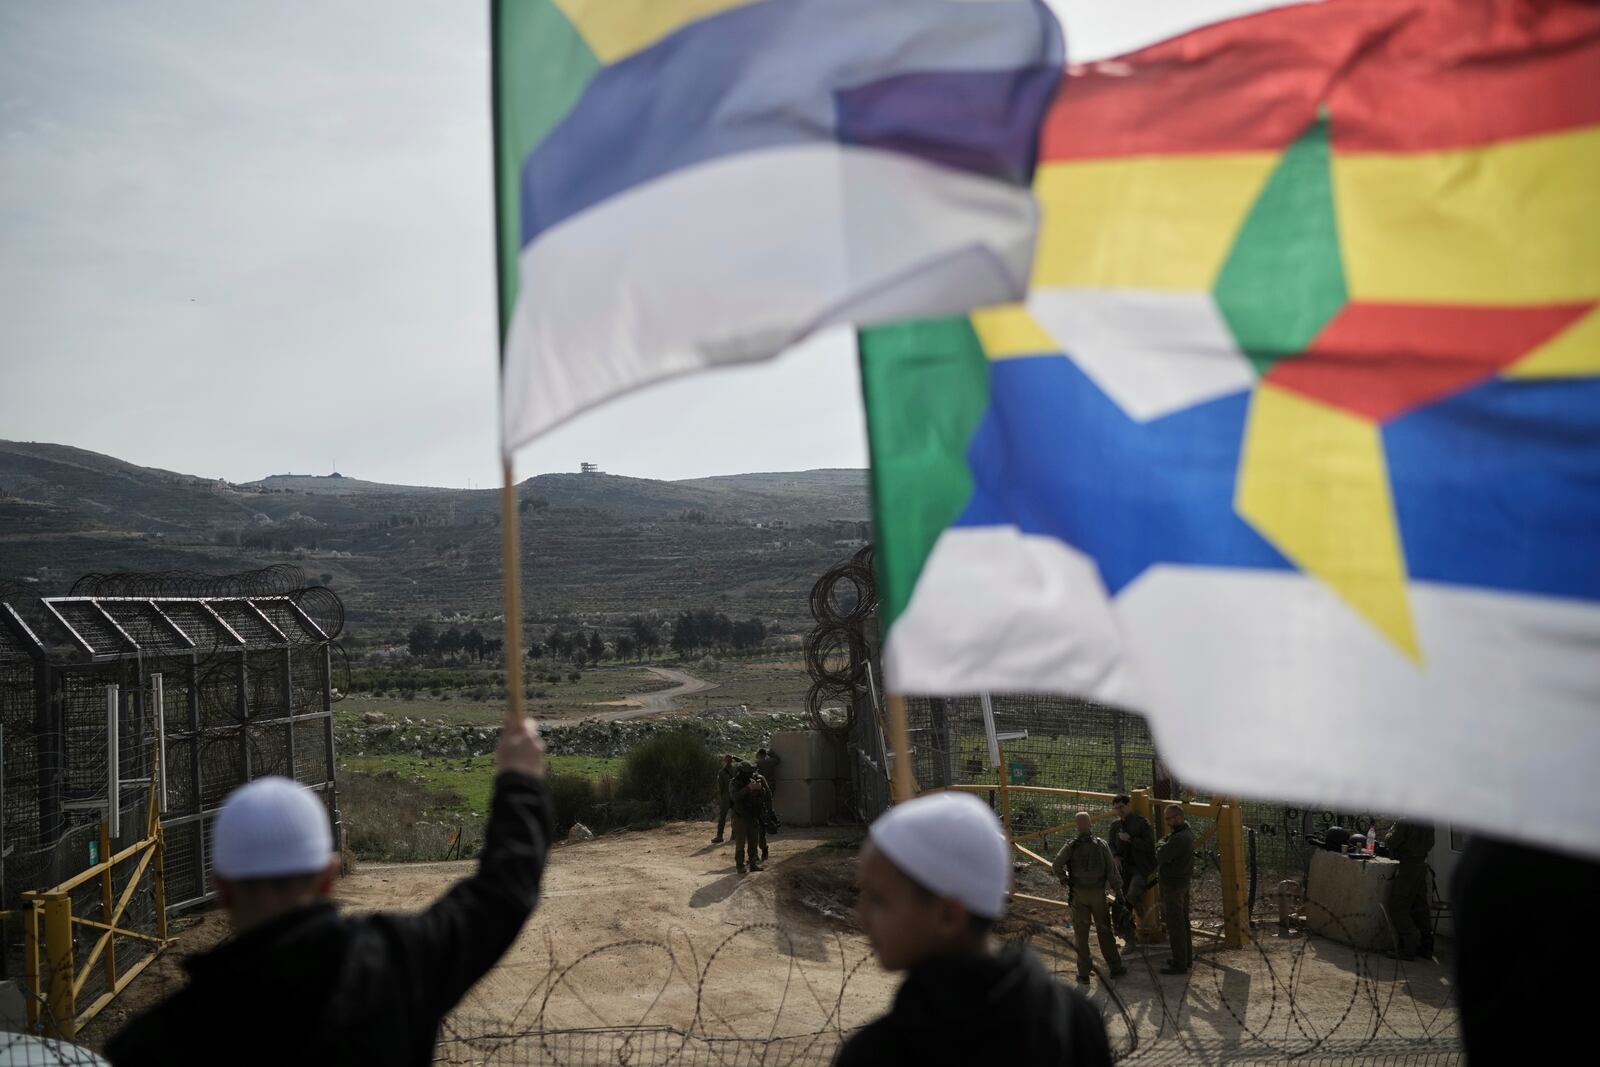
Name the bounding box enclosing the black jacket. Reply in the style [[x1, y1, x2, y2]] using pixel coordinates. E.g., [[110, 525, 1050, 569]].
[[107, 772, 552, 1067], [1110, 814, 1156, 878], [832, 944, 1111, 1067]]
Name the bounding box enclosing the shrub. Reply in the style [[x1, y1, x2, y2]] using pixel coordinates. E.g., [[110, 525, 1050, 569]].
[[618, 731, 719, 821], [567, 671, 581, 682], [546, 772, 598, 836], [471, 685, 490, 702], [337, 771, 482, 861], [697, 656, 723, 674]]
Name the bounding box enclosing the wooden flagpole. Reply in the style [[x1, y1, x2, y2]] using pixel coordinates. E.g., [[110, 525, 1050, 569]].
[[500, 457, 525, 728], [887, 693, 916, 801]]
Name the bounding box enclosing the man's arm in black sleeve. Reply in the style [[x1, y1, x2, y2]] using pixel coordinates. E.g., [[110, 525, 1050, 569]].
[[376, 771, 554, 1017]]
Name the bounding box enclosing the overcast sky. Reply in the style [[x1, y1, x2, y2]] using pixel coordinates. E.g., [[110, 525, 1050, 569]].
[[0, 0, 1300, 487]]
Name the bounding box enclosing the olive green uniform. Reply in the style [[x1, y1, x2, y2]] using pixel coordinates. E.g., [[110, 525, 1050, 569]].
[[1053, 833, 1124, 981], [714, 762, 735, 841], [730, 767, 764, 872], [1385, 820, 1436, 958], [1157, 822, 1195, 972]]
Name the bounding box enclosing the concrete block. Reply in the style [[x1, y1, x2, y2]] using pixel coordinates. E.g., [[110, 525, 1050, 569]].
[[774, 779, 837, 827], [769, 731, 842, 782], [1305, 849, 1399, 951]]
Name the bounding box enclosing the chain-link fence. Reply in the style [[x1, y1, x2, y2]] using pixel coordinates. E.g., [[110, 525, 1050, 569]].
[[0, 570, 344, 1033]]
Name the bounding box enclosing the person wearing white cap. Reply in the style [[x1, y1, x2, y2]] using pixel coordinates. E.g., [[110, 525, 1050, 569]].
[[107, 714, 553, 1066], [834, 792, 1111, 1067]]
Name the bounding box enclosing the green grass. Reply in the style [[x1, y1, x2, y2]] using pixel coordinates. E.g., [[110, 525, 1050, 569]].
[[340, 751, 621, 812]]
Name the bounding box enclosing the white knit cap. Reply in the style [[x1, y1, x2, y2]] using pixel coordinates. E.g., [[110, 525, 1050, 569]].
[[869, 791, 1009, 919], [212, 776, 334, 879]]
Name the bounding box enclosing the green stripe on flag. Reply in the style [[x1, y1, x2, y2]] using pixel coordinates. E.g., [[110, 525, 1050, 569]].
[[858, 318, 992, 631], [1213, 116, 1346, 377], [493, 0, 601, 338]]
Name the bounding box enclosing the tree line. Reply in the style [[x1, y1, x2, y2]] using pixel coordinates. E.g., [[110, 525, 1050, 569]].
[[405, 622, 503, 662]]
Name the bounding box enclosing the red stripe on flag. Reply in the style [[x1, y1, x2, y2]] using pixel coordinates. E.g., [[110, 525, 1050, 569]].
[[1329, 0, 1600, 151], [1266, 302, 1593, 424], [1044, 0, 1600, 162]]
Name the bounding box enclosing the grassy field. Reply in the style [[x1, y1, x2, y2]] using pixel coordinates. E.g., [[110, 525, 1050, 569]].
[[337, 657, 809, 726], [338, 751, 623, 861]]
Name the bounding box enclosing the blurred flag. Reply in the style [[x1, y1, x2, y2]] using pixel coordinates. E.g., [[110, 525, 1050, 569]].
[[862, 0, 1600, 853], [493, 0, 1063, 452]]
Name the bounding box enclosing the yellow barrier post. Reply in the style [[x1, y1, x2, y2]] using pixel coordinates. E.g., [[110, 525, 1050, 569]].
[[40, 893, 75, 1039], [1218, 799, 1250, 948]]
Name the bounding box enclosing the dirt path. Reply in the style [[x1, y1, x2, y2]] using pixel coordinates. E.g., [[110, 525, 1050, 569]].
[[589, 667, 720, 721], [78, 822, 1461, 1064]]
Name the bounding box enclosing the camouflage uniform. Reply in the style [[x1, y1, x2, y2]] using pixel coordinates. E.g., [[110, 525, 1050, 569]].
[[1053, 833, 1124, 982]]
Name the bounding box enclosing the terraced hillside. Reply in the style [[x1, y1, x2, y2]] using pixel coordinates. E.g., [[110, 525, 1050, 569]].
[[0, 441, 870, 638]]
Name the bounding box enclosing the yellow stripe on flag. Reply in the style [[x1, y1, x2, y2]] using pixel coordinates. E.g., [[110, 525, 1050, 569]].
[[971, 304, 1058, 360], [553, 0, 762, 64], [1336, 125, 1600, 306], [1235, 384, 1419, 663], [1032, 155, 1276, 291], [1506, 304, 1600, 379]]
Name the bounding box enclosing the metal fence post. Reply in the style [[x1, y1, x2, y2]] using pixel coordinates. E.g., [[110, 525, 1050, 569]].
[[151, 672, 167, 814], [106, 685, 120, 838], [237, 651, 251, 779], [283, 645, 296, 780]]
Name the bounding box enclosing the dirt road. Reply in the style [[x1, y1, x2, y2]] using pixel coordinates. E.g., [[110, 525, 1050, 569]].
[[589, 667, 720, 721]]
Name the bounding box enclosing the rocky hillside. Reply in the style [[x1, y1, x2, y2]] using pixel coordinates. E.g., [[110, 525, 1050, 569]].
[[0, 441, 870, 638]]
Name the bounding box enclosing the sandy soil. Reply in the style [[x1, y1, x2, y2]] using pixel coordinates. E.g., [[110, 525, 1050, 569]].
[[78, 822, 1461, 1064]]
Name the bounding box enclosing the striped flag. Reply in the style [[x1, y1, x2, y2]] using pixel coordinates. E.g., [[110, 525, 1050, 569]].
[[861, 0, 1600, 852], [493, 0, 1063, 452]]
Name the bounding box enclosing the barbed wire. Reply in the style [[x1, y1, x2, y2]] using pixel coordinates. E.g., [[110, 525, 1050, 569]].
[[802, 546, 877, 736], [437, 907, 1461, 1067]]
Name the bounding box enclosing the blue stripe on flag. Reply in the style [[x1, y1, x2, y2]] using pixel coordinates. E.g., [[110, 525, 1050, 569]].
[[1386, 375, 1600, 602], [520, 0, 1062, 246], [954, 354, 1290, 595]]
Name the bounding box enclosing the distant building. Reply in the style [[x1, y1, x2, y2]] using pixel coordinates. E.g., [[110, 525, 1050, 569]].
[[580, 462, 602, 474]]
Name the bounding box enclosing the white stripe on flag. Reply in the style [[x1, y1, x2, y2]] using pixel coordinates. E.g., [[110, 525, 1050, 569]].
[[502, 143, 1038, 450]]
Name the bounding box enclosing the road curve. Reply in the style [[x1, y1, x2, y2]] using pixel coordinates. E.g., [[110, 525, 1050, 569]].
[[590, 667, 720, 722]]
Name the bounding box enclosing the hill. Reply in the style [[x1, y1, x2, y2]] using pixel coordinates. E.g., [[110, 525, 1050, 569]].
[[0, 441, 871, 640]]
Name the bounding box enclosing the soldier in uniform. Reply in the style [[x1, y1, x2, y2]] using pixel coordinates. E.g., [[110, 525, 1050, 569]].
[[1156, 803, 1195, 975], [711, 753, 736, 844], [1109, 794, 1157, 940], [1052, 812, 1127, 984], [1384, 819, 1436, 960], [755, 747, 782, 861], [729, 762, 766, 874]]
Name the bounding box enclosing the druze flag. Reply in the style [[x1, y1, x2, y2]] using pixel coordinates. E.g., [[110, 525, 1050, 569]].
[[861, 0, 1600, 854], [493, 0, 1063, 452]]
